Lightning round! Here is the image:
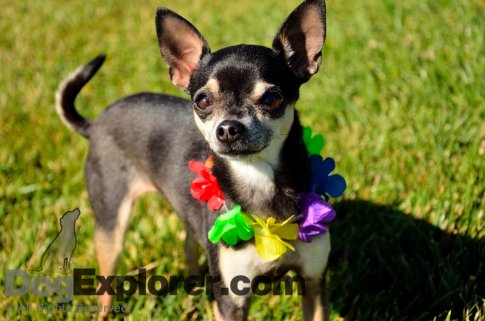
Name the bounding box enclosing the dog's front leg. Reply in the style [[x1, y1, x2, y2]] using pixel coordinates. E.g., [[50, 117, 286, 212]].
[[212, 290, 251, 321], [302, 272, 330, 321], [184, 230, 201, 276], [207, 244, 252, 321]]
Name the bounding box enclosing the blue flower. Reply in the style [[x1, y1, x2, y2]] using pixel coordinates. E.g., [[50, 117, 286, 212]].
[[309, 155, 346, 200]]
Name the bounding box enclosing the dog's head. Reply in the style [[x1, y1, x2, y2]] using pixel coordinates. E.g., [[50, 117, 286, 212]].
[[60, 208, 80, 227], [156, 0, 326, 162]]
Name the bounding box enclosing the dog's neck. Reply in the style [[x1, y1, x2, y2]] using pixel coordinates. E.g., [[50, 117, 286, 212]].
[[211, 111, 310, 220]]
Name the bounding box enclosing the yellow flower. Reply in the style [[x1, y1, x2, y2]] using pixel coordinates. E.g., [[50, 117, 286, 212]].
[[248, 215, 299, 261]]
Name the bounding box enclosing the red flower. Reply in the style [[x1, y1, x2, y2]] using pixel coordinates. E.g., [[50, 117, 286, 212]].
[[188, 160, 225, 211]]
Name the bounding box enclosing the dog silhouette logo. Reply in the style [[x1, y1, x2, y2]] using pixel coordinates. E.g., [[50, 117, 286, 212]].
[[31, 208, 80, 275]]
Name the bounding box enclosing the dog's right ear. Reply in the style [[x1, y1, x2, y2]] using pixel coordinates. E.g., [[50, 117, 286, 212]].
[[156, 8, 210, 90]]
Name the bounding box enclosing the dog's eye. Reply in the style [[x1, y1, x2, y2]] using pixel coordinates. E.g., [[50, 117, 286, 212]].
[[195, 94, 213, 110], [261, 92, 283, 109]]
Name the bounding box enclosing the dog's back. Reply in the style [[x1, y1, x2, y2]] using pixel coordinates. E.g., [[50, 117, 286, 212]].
[[56, 58, 210, 242]]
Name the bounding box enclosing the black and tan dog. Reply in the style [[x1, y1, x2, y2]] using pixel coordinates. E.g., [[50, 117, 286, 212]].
[[56, 0, 330, 319]]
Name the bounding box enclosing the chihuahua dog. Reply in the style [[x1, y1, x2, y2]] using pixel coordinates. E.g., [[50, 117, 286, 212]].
[[56, 0, 329, 320]]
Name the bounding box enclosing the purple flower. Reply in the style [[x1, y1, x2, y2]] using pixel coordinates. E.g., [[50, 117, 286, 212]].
[[297, 193, 336, 243], [309, 155, 346, 200]]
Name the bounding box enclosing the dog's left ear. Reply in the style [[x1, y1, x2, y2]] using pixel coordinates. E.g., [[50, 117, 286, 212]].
[[272, 0, 326, 82]]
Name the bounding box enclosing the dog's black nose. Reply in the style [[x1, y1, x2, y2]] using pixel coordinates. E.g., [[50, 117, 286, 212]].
[[216, 120, 245, 143]]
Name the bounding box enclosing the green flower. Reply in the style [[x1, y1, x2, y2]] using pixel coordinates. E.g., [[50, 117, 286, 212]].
[[303, 126, 325, 156], [208, 205, 254, 246]]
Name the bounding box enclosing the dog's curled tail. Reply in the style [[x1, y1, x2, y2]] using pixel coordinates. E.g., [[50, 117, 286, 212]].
[[55, 55, 106, 138]]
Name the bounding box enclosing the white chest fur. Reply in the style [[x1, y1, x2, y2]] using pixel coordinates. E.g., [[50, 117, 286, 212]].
[[226, 158, 276, 210], [218, 232, 331, 306]]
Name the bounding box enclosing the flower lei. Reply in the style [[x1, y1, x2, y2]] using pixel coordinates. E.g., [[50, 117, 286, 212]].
[[188, 127, 346, 261]]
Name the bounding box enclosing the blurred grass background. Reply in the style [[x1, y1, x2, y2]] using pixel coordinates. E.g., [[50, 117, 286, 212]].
[[0, 0, 483, 320]]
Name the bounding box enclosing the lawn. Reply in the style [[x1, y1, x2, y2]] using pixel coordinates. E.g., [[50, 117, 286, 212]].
[[0, 0, 483, 320]]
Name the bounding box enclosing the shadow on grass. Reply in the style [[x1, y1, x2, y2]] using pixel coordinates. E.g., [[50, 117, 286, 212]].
[[329, 200, 484, 321]]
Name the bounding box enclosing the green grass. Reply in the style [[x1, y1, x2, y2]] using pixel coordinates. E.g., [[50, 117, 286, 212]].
[[1, 0, 484, 320]]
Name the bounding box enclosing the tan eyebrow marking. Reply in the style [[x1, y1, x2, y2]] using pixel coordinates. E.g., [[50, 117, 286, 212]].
[[204, 78, 221, 99], [251, 81, 273, 101]]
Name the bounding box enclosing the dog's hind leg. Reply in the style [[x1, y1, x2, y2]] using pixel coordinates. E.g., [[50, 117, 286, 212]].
[[86, 148, 155, 320], [93, 211, 130, 320]]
